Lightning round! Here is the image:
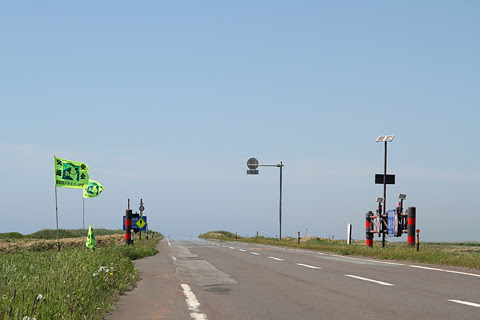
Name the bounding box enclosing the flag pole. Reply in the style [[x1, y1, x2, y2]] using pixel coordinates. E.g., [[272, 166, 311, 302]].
[[83, 197, 85, 249], [55, 185, 60, 252]]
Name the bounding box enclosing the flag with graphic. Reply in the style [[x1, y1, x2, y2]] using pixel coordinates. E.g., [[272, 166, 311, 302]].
[[86, 224, 96, 251], [83, 180, 104, 198], [54, 156, 89, 188]]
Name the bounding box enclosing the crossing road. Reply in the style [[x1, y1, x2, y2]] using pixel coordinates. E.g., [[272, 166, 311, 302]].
[[107, 239, 480, 320]]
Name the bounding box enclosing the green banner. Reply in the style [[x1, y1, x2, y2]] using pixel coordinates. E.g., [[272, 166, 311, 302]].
[[86, 224, 96, 251], [83, 179, 104, 198], [54, 156, 89, 188]]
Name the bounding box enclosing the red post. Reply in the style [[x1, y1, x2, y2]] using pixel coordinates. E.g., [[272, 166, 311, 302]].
[[407, 207, 416, 247], [366, 211, 373, 247], [125, 209, 132, 245]]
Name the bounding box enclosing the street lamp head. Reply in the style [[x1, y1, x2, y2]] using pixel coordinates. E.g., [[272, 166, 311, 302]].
[[376, 135, 395, 142], [247, 158, 259, 169], [247, 157, 259, 175]]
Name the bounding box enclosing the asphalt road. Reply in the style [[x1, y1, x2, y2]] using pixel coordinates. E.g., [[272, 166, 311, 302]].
[[106, 239, 480, 319]]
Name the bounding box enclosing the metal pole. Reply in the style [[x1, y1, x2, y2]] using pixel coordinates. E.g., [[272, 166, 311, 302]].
[[55, 186, 60, 251], [83, 197, 85, 250], [382, 141, 387, 248], [279, 161, 283, 241]]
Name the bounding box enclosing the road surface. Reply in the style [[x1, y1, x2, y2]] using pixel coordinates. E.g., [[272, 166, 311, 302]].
[[106, 239, 480, 319]]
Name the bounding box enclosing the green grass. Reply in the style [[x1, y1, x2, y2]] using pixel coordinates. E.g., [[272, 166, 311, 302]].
[[199, 231, 480, 270], [0, 233, 163, 319]]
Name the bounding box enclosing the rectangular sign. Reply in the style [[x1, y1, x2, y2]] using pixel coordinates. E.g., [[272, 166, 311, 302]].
[[375, 174, 395, 185], [387, 210, 395, 237], [123, 216, 148, 231]]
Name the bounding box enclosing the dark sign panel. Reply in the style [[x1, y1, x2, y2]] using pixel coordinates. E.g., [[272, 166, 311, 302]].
[[375, 174, 395, 184]]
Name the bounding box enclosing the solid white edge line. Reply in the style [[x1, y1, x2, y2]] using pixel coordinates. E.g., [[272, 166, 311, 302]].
[[238, 249, 246, 252], [181, 284, 208, 320], [345, 275, 394, 286], [295, 263, 321, 269], [268, 256, 285, 261], [448, 300, 480, 308], [250, 252, 261, 255], [409, 265, 480, 278]]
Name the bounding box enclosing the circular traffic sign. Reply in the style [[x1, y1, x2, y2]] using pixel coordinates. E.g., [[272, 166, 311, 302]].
[[247, 158, 259, 169], [139, 206, 145, 211]]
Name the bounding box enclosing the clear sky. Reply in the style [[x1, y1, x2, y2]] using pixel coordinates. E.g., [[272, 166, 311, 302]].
[[1, 1, 479, 241]]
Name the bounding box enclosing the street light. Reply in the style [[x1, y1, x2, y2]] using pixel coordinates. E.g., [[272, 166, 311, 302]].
[[246, 158, 284, 240], [376, 135, 395, 247]]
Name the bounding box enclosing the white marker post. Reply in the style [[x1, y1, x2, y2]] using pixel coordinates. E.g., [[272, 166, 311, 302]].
[[347, 223, 352, 245]]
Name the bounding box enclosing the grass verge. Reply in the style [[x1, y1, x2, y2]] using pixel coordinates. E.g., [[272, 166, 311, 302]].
[[199, 231, 480, 270], [0, 233, 163, 319]]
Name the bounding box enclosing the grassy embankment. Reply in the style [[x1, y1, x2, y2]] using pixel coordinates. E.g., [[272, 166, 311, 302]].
[[0, 229, 163, 320], [199, 231, 480, 270]]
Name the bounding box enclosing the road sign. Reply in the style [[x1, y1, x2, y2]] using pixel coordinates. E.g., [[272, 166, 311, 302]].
[[136, 218, 146, 229], [388, 210, 395, 237], [375, 174, 395, 184], [139, 205, 145, 211], [374, 214, 381, 236], [123, 216, 147, 231]]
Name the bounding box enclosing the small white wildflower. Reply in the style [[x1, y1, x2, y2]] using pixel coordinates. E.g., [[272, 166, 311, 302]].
[[93, 273, 98, 277], [105, 268, 109, 273], [2, 295, 7, 299], [36, 294, 43, 301]]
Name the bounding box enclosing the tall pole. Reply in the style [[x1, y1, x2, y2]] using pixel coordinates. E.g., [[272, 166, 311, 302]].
[[279, 161, 283, 241], [55, 186, 60, 251], [83, 197, 85, 249], [383, 141, 387, 247]]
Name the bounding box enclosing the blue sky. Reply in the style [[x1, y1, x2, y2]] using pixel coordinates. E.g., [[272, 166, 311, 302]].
[[1, 1, 479, 241]]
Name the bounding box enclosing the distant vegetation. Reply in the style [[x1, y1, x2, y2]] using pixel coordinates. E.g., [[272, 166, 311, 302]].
[[0, 229, 124, 240], [199, 231, 480, 270], [0, 229, 163, 319]]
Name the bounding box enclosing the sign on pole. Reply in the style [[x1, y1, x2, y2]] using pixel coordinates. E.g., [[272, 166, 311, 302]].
[[388, 210, 395, 237], [123, 216, 147, 231]]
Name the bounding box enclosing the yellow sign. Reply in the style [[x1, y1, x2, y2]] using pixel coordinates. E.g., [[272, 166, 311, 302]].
[[136, 218, 146, 229]]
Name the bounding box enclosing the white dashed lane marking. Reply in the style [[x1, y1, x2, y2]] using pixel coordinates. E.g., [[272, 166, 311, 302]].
[[448, 300, 480, 308], [268, 256, 285, 261], [345, 275, 394, 286], [181, 284, 208, 320], [295, 263, 321, 269]]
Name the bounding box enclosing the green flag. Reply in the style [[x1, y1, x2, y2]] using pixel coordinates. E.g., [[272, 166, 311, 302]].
[[86, 224, 96, 251], [83, 180, 104, 198], [54, 156, 89, 188]]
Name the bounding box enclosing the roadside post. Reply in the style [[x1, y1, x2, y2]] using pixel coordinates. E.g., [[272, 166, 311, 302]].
[[125, 199, 132, 245], [416, 229, 420, 251], [139, 199, 145, 240], [407, 207, 416, 247], [347, 223, 352, 245], [366, 211, 373, 247], [298, 231, 301, 244]]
